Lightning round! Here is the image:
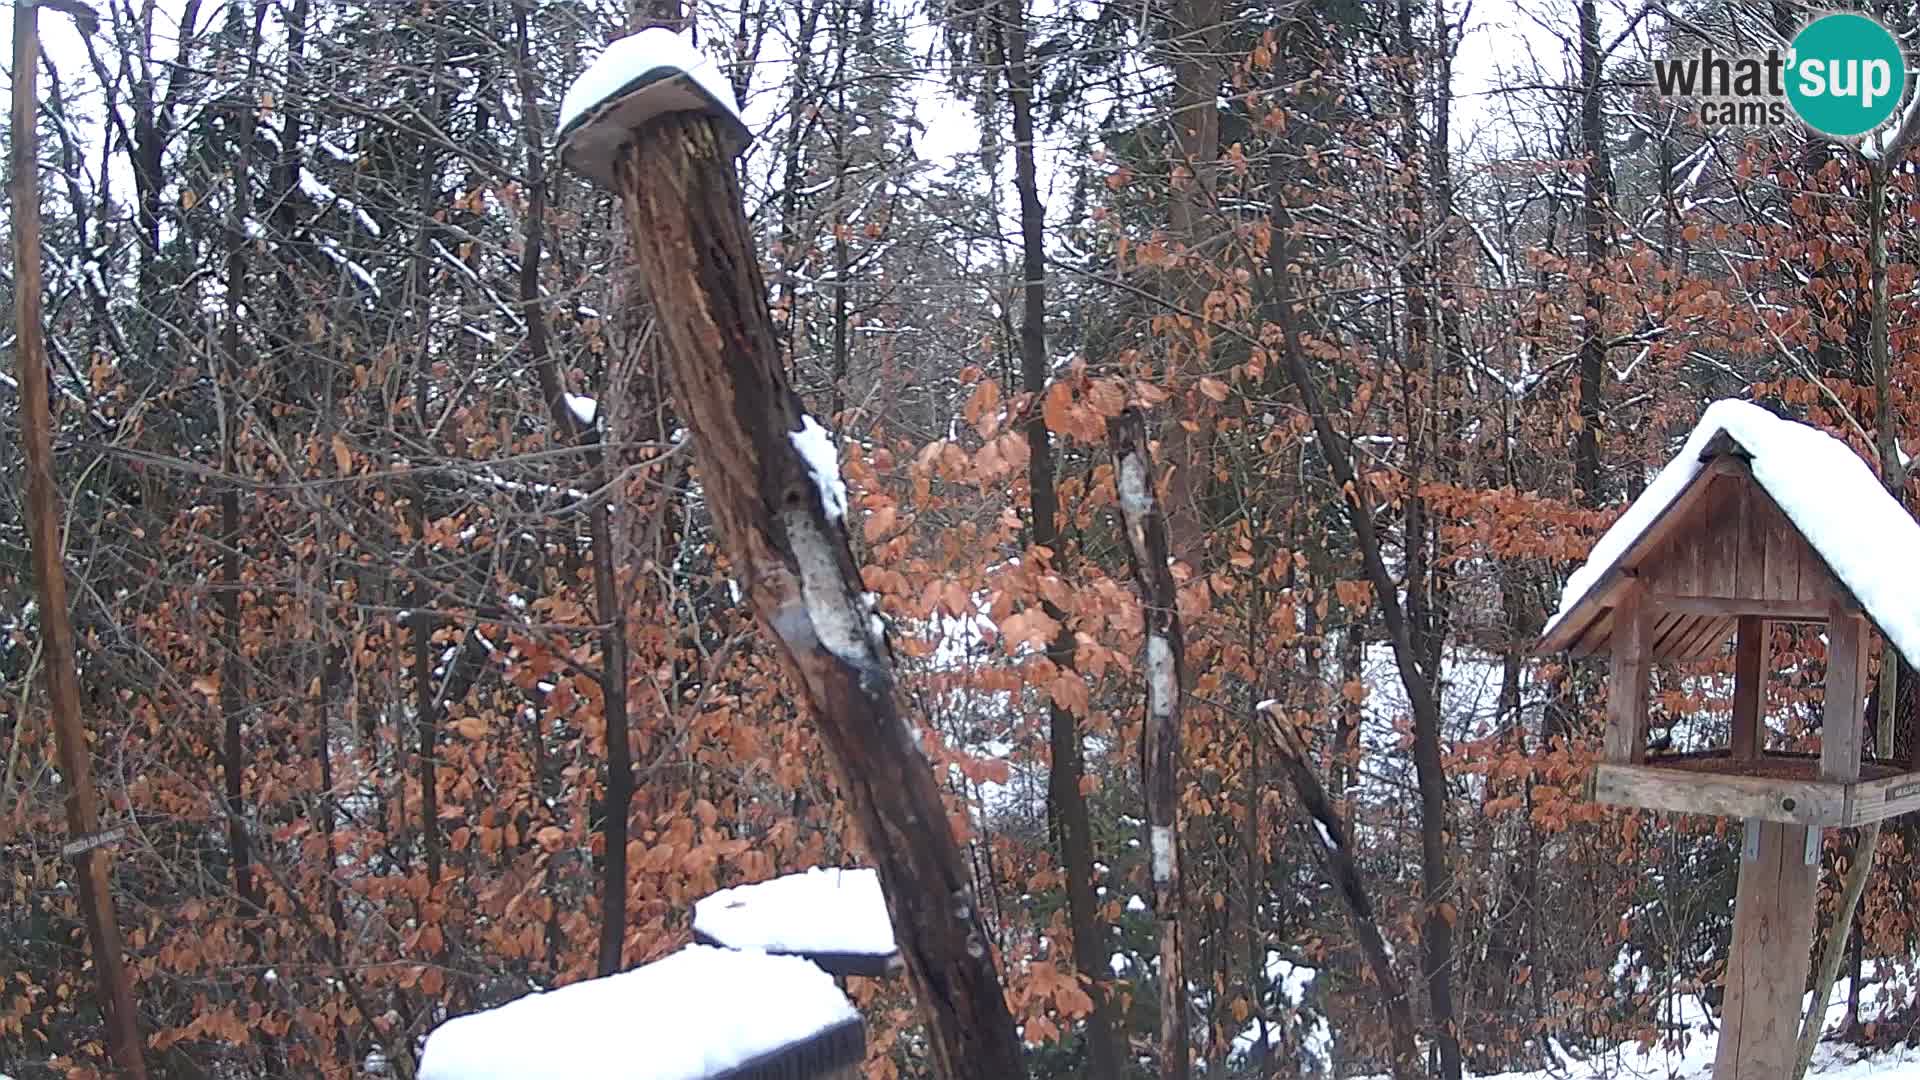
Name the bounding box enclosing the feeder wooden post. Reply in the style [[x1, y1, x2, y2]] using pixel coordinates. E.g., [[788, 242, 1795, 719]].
[[1822, 608, 1869, 784], [1730, 616, 1766, 761], [1714, 820, 1818, 1079], [1605, 582, 1650, 764], [578, 108, 1024, 1077]]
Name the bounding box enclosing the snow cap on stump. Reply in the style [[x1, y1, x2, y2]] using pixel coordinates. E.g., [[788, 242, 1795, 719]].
[[417, 945, 862, 1080], [557, 27, 751, 188], [693, 866, 901, 978]]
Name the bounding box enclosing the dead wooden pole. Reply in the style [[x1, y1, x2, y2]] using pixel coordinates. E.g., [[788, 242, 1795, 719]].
[[9, 1, 148, 1075], [1111, 407, 1191, 1080], [557, 42, 1026, 1077], [1258, 703, 1420, 1079]]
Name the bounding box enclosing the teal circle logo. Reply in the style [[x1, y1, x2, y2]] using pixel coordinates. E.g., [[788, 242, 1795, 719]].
[[1787, 14, 1907, 138]]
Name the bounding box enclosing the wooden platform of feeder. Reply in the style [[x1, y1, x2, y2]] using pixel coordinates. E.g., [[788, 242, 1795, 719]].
[[1591, 751, 1920, 826]]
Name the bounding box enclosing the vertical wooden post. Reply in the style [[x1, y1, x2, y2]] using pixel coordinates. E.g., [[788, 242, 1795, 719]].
[[1715, 820, 1819, 1079], [1731, 616, 1767, 761], [10, 3, 149, 1075], [1823, 608, 1868, 782], [1606, 583, 1651, 763], [592, 113, 1026, 1077]]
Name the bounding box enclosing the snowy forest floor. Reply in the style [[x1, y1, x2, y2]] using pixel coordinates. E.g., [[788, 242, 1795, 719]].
[[1383, 982, 1920, 1079]]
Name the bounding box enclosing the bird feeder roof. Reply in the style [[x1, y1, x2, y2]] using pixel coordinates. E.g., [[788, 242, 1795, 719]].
[[1537, 399, 1920, 668]]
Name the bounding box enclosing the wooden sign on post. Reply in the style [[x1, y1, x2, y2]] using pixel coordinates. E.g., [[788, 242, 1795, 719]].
[[556, 30, 1025, 1079]]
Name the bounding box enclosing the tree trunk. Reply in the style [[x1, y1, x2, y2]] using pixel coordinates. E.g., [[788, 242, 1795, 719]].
[[10, 3, 148, 1073], [1795, 135, 1918, 1076], [1158, 0, 1222, 563], [1574, 0, 1611, 508], [511, 0, 635, 979], [1267, 150, 1463, 1080], [218, 5, 279, 1069], [1002, 0, 1124, 1073], [1794, 824, 1879, 1079], [1260, 704, 1420, 1078], [1113, 408, 1191, 1080], [604, 112, 1025, 1078]]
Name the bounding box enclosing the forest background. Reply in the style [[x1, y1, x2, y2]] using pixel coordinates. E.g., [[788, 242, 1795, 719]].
[[4, 0, 1920, 1077]]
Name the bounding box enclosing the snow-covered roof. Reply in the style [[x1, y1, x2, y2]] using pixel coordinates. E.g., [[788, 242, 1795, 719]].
[[1540, 399, 1920, 668], [692, 867, 898, 977], [557, 28, 751, 188], [418, 945, 861, 1080]]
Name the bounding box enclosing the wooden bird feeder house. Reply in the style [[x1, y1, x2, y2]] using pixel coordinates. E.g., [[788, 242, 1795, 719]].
[[1537, 400, 1920, 1078]]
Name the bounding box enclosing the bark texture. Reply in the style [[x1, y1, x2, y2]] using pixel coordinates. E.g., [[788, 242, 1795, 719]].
[[1112, 407, 1190, 1080], [606, 113, 1025, 1078]]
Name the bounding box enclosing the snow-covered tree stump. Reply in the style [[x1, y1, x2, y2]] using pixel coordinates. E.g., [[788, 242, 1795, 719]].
[[556, 32, 1024, 1079]]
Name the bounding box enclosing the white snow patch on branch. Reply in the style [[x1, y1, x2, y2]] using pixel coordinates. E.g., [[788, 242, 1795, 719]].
[[790, 414, 848, 523], [1146, 634, 1176, 722], [1117, 451, 1153, 517], [565, 394, 597, 425], [1150, 825, 1175, 884], [1312, 818, 1339, 851]]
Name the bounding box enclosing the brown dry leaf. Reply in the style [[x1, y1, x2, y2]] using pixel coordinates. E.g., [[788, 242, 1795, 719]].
[[1042, 380, 1075, 434], [864, 503, 899, 542]]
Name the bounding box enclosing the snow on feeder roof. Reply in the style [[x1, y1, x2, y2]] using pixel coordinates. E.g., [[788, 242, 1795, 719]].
[[693, 867, 900, 978], [417, 945, 862, 1080], [556, 27, 751, 188], [1537, 398, 1920, 669]]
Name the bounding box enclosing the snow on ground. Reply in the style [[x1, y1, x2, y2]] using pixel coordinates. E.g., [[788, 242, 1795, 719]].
[[1230, 954, 1331, 1072], [692, 866, 894, 959], [1353, 984, 1920, 1080], [1543, 400, 1920, 668], [417, 945, 856, 1080]]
